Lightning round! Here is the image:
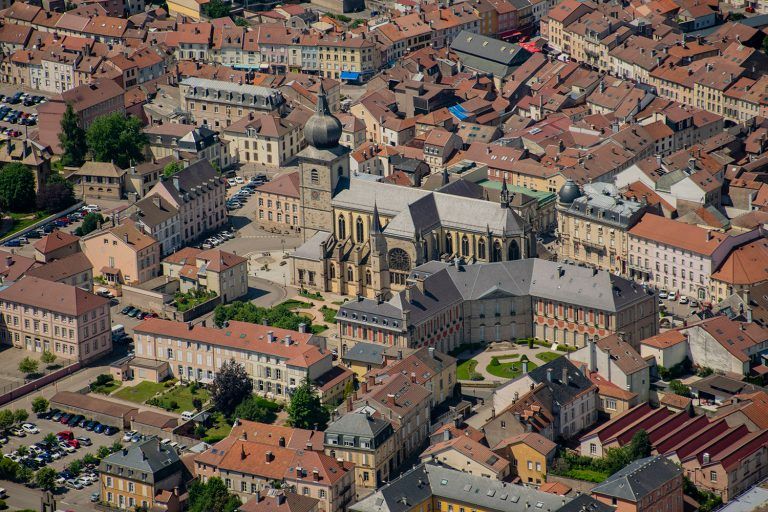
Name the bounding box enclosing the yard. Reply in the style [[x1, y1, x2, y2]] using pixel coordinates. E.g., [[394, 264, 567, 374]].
[[112, 381, 167, 404], [536, 352, 563, 363], [559, 468, 609, 483], [149, 384, 210, 413], [486, 358, 538, 379], [0, 212, 43, 239], [202, 412, 234, 443], [90, 380, 121, 395], [320, 305, 338, 323]]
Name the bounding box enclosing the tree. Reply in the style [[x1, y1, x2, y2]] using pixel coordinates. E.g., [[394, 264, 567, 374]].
[[18, 357, 39, 375], [86, 112, 147, 168], [15, 465, 32, 484], [234, 16, 249, 27], [59, 103, 87, 167], [35, 467, 57, 491], [74, 212, 104, 236], [31, 396, 49, 414], [628, 430, 651, 460], [13, 409, 28, 424], [67, 459, 83, 476], [210, 359, 253, 415], [36, 179, 75, 214], [94, 374, 113, 387], [202, 0, 230, 18], [163, 161, 184, 178], [43, 433, 57, 446], [0, 163, 36, 213], [0, 410, 13, 431], [213, 301, 314, 331], [192, 397, 203, 411], [0, 457, 19, 480], [16, 445, 28, 457], [96, 446, 111, 459], [188, 477, 241, 512], [287, 379, 329, 430], [233, 396, 277, 424], [40, 351, 56, 365], [669, 379, 691, 397]]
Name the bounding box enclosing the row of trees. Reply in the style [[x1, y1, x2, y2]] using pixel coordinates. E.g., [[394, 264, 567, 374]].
[[59, 106, 148, 169], [210, 359, 329, 431]]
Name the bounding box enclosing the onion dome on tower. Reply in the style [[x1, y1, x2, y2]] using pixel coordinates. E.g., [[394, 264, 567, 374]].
[[558, 178, 582, 204], [303, 82, 342, 150]]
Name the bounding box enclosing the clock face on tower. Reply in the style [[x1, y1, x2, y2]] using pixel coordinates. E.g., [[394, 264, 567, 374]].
[[311, 191, 320, 200]]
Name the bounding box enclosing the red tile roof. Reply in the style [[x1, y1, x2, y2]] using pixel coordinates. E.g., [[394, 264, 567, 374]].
[[629, 213, 728, 256], [34, 230, 80, 254]]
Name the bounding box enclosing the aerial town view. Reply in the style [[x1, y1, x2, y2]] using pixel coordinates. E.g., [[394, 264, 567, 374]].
[[0, 0, 765, 510]]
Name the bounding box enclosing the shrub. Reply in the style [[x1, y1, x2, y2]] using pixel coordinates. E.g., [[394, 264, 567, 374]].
[[556, 344, 577, 352], [490, 357, 500, 366], [0, 499, 7, 510], [169, 400, 179, 410]]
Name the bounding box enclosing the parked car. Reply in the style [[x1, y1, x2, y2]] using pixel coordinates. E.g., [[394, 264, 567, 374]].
[[679, 296, 689, 304], [104, 426, 118, 436], [67, 439, 80, 449], [689, 300, 699, 308], [57, 431, 74, 440], [76, 436, 92, 446], [127, 308, 140, 318], [658, 290, 668, 299], [58, 442, 75, 454], [121, 306, 134, 315], [93, 424, 106, 434], [65, 479, 83, 490], [122, 431, 136, 442], [21, 423, 39, 434], [9, 427, 25, 437], [90, 491, 100, 502], [51, 411, 63, 422]]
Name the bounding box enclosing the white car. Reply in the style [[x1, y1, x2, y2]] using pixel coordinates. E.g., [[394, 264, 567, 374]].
[[226, 178, 238, 187], [21, 423, 39, 434], [679, 296, 689, 304], [234, 176, 244, 184], [122, 431, 136, 442], [58, 442, 75, 453], [82, 204, 100, 213], [658, 290, 668, 299]]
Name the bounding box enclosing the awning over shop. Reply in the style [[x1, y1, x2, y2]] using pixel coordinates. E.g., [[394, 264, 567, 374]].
[[340, 71, 361, 81]]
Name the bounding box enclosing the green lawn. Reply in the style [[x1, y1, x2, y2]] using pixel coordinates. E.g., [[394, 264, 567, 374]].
[[486, 359, 538, 379], [90, 381, 122, 395], [1, 212, 44, 239], [153, 385, 210, 412], [457, 359, 480, 380], [112, 381, 166, 404], [561, 468, 610, 482], [311, 324, 328, 334], [320, 306, 338, 323], [203, 412, 233, 443], [537, 352, 563, 363]]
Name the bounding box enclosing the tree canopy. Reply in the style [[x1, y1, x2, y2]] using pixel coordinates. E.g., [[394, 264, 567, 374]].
[[163, 161, 184, 178], [188, 477, 241, 512], [233, 396, 279, 424], [35, 467, 57, 491], [202, 0, 230, 18], [86, 112, 147, 168], [59, 103, 87, 167], [213, 301, 314, 332], [74, 212, 104, 236], [31, 397, 49, 414], [210, 359, 253, 415], [18, 357, 39, 375], [287, 379, 329, 430], [0, 163, 36, 213]]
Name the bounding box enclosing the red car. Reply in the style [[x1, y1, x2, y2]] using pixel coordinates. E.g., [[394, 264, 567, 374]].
[[67, 439, 80, 449], [57, 430, 74, 440]]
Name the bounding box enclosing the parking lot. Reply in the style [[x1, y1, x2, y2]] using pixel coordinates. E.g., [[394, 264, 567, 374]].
[[0, 84, 50, 139], [3, 204, 92, 252], [1, 412, 129, 509]]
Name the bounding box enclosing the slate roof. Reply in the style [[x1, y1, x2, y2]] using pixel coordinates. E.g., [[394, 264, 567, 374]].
[[526, 357, 596, 406], [100, 438, 181, 482], [332, 177, 527, 238], [591, 455, 681, 502], [413, 259, 652, 313], [351, 463, 567, 512], [325, 410, 393, 438], [341, 341, 387, 365], [450, 30, 530, 78]]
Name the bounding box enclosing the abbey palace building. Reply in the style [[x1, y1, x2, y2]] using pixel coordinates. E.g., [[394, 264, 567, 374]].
[[290, 85, 536, 299]]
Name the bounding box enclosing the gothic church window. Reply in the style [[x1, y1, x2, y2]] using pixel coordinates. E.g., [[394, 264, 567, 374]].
[[338, 216, 346, 239], [478, 239, 486, 260], [356, 217, 364, 243]]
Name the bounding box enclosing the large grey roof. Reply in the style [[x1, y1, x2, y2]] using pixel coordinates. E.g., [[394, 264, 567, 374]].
[[450, 31, 531, 78], [341, 341, 387, 365], [325, 410, 392, 437], [351, 463, 570, 512], [414, 259, 652, 313], [100, 438, 181, 483], [181, 77, 283, 101], [292, 231, 331, 261], [561, 182, 645, 229], [525, 357, 595, 406], [333, 177, 527, 237], [556, 495, 614, 512], [591, 456, 682, 502]]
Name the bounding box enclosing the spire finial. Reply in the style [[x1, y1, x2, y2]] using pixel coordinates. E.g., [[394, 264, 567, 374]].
[[371, 201, 383, 235]]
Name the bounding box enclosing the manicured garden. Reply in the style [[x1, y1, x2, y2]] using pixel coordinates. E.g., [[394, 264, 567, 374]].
[[112, 381, 167, 404], [485, 356, 538, 378], [174, 289, 217, 312]]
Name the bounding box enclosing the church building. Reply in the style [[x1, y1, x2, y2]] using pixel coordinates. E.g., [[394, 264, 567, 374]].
[[291, 85, 536, 299]]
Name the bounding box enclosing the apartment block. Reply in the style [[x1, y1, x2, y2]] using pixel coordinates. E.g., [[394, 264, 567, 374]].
[[0, 276, 111, 362]]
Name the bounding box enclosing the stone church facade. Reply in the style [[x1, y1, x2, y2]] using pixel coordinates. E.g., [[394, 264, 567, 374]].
[[290, 85, 536, 299]]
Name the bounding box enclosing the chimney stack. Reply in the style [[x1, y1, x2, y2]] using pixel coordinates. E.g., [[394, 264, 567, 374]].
[[265, 451, 273, 462], [546, 368, 553, 382]]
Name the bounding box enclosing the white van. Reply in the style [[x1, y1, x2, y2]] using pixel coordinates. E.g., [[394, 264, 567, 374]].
[[111, 324, 125, 342], [180, 411, 194, 421]]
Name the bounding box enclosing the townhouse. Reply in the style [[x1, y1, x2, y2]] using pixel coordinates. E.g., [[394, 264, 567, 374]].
[[421, 434, 512, 480], [492, 432, 557, 485], [179, 77, 286, 129], [591, 456, 683, 512], [127, 195, 181, 257], [133, 319, 332, 397], [82, 223, 161, 286], [144, 159, 227, 245], [162, 247, 248, 303], [99, 439, 184, 510], [252, 172, 302, 230], [0, 276, 111, 362], [195, 423, 354, 512], [222, 112, 304, 168], [145, 124, 231, 171]]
